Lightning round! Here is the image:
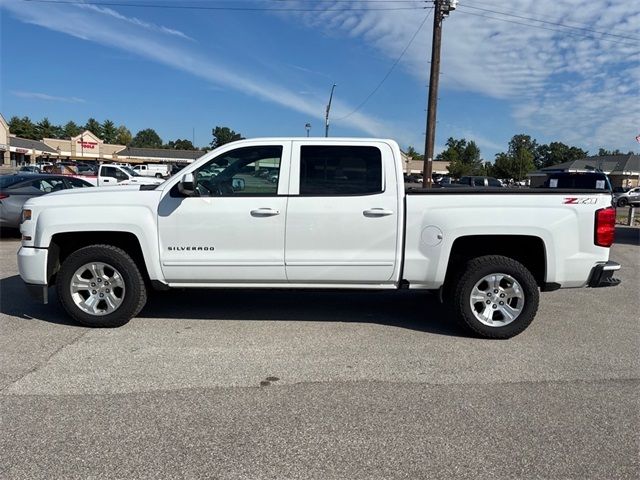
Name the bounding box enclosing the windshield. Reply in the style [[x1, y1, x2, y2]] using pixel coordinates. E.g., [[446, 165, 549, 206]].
[[122, 166, 139, 177], [0, 175, 31, 189]]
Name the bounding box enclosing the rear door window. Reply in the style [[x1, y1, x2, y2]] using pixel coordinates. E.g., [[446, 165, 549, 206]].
[[299, 145, 382, 195]]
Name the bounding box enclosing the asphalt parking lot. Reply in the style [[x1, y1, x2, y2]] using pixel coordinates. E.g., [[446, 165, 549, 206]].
[[1, 229, 638, 479]]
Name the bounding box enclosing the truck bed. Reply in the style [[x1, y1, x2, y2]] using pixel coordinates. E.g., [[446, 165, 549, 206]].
[[406, 187, 613, 195]]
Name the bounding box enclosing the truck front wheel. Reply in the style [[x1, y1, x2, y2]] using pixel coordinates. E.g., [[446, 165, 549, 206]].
[[450, 255, 539, 339], [56, 245, 147, 327]]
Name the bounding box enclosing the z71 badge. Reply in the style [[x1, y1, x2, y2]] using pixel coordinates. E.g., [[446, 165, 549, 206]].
[[563, 197, 598, 205]]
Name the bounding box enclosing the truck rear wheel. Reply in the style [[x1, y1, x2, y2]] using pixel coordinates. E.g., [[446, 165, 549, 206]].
[[56, 245, 147, 327], [450, 255, 539, 339]]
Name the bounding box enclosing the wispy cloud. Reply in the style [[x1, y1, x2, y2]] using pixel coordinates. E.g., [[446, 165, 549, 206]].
[[78, 3, 195, 41], [11, 90, 85, 103], [283, 0, 640, 152], [1, 0, 410, 143]]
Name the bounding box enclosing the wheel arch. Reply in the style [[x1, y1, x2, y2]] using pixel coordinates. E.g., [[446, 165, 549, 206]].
[[47, 231, 153, 286], [444, 234, 547, 289]]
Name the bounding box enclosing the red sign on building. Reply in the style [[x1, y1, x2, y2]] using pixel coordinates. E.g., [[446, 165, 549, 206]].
[[77, 140, 98, 149]]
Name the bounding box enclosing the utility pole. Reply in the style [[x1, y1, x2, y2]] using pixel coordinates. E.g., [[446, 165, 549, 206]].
[[325, 83, 336, 137], [423, 0, 457, 188]]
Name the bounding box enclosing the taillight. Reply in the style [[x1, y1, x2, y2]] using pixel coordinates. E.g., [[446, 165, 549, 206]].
[[0, 193, 8, 200], [595, 207, 615, 247]]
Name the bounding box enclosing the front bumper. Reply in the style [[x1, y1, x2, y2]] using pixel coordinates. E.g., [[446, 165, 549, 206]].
[[588, 261, 621, 288], [17, 246, 48, 285]]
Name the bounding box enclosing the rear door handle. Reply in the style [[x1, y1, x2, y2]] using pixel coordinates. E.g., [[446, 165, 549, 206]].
[[363, 208, 394, 217], [251, 208, 280, 217]]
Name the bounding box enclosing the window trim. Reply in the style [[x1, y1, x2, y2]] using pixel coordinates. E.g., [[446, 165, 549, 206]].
[[295, 144, 386, 197], [170, 144, 286, 198]]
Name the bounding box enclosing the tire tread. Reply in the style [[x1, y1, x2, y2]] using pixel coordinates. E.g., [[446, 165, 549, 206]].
[[56, 244, 147, 327], [451, 255, 539, 339]]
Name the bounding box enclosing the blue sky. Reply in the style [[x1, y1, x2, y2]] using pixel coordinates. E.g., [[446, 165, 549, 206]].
[[1, 0, 638, 159]]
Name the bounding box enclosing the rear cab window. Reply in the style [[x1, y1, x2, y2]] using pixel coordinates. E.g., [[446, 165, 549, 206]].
[[297, 145, 383, 196]]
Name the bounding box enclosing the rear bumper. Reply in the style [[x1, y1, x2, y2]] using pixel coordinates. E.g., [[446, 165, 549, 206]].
[[588, 261, 621, 288]]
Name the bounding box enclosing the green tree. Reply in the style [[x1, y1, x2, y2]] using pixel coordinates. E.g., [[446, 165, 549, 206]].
[[50, 124, 64, 139], [8, 116, 38, 139], [491, 152, 517, 180], [405, 146, 423, 160], [101, 120, 117, 144], [115, 125, 132, 145], [597, 148, 623, 156], [166, 139, 196, 150], [534, 142, 587, 169], [62, 121, 82, 138], [492, 134, 537, 181], [438, 137, 483, 178], [84, 118, 102, 137], [36, 118, 56, 139], [131, 128, 163, 148], [210, 126, 244, 149]]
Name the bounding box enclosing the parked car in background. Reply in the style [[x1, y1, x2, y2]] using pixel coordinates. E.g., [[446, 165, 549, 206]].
[[438, 176, 503, 188], [458, 176, 504, 187], [171, 164, 186, 175], [76, 163, 98, 175], [77, 164, 165, 187], [537, 172, 612, 192], [614, 186, 640, 207], [35, 161, 53, 171], [18, 165, 42, 174], [0, 174, 93, 229], [132, 163, 171, 178]]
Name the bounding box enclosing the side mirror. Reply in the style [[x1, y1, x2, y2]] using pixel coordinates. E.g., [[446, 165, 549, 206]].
[[232, 177, 245, 191], [178, 172, 196, 196]]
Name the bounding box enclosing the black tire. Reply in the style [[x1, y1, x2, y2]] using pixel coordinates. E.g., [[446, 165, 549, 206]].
[[449, 255, 539, 339], [155, 173, 163, 178], [56, 244, 147, 327], [617, 197, 628, 207]]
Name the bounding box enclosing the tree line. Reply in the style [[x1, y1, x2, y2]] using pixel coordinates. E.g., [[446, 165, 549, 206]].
[[406, 135, 636, 181], [7, 116, 245, 151], [9, 116, 632, 175]]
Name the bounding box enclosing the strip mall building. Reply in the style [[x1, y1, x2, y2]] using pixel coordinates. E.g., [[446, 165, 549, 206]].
[[0, 114, 203, 167], [1, 113, 447, 175]]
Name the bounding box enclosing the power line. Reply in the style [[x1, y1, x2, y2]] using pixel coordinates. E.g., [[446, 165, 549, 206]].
[[22, 0, 430, 11], [456, 8, 640, 47], [461, 0, 640, 41], [335, 8, 433, 121], [459, 2, 640, 42]]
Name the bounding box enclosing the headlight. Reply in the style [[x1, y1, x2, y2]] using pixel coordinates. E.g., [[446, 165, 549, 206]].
[[22, 209, 32, 223]]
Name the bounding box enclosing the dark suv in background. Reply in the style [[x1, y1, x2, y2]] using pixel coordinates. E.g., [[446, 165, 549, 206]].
[[537, 172, 612, 191]]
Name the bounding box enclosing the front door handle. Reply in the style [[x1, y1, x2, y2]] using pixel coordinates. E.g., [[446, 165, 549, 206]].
[[363, 208, 394, 217], [251, 208, 280, 217]]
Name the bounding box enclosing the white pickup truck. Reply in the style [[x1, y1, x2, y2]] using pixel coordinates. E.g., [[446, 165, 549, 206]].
[[18, 138, 620, 338], [132, 163, 171, 178], [79, 164, 165, 187]]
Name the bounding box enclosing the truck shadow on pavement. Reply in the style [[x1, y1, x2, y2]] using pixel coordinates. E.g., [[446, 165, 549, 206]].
[[0, 276, 76, 326], [139, 287, 466, 337], [0, 275, 466, 336]]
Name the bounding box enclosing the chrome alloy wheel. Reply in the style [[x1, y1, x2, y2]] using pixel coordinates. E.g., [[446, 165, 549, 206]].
[[69, 262, 126, 316], [469, 273, 524, 327]]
